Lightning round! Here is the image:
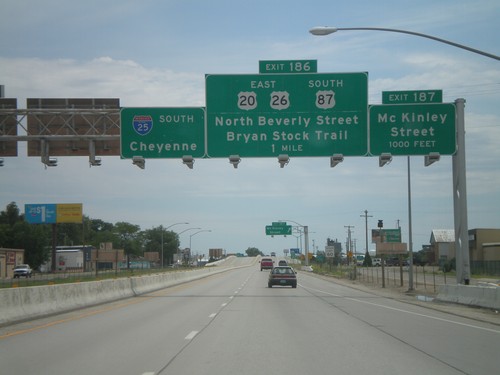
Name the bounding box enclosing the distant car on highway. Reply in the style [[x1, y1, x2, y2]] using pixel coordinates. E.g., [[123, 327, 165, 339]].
[[278, 260, 288, 266], [260, 258, 274, 271], [268, 266, 297, 288], [13, 264, 33, 278]]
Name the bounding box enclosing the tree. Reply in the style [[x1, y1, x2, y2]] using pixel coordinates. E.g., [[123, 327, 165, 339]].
[[363, 251, 373, 267], [0, 201, 21, 226], [113, 222, 142, 267], [0, 202, 50, 269], [12, 221, 50, 268], [245, 247, 263, 257], [84, 218, 118, 248], [143, 226, 179, 266]]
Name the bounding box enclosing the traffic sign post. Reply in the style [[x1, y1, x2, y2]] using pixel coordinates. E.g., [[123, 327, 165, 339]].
[[120, 107, 205, 159], [369, 103, 456, 155], [205, 72, 368, 157]]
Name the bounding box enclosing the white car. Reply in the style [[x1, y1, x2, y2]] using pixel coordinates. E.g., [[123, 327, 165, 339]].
[[13, 264, 33, 278], [372, 258, 382, 266]]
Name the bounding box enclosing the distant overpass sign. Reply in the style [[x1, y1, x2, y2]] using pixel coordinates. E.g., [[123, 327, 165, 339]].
[[266, 222, 292, 236]]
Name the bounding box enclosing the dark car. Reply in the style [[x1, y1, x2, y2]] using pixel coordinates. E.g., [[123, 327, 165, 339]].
[[268, 266, 297, 288], [260, 257, 274, 271], [13, 264, 33, 278], [278, 260, 288, 266]]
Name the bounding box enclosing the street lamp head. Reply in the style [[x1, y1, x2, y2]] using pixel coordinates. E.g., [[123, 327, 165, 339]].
[[309, 26, 338, 36]]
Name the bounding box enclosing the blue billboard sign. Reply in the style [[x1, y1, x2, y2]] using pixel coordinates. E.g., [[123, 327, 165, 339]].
[[25, 204, 57, 224]]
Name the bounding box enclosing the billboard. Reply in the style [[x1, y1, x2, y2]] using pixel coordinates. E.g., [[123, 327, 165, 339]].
[[25, 203, 83, 224]]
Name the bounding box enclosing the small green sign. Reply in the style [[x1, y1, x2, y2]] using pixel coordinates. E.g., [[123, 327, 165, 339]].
[[120, 107, 205, 159], [266, 225, 292, 236], [372, 228, 401, 243], [369, 103, 456, 156], [259, 60, 317, 74], [382, 90, 443, 104]]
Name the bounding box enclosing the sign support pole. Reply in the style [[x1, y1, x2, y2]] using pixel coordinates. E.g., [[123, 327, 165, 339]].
[[51, 224, 57, 273], [407, 156, 414, 291], [453, 98, 470, 284], [304, 226, 309, 267]]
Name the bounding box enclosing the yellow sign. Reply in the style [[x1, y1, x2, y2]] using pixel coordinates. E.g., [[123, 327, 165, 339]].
[[56, 203, 83, 223]]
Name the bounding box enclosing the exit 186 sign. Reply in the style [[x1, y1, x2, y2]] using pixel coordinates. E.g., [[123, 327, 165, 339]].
[[369, 103, 456, 156]]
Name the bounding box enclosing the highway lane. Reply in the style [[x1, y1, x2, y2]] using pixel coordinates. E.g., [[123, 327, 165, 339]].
[[1, 262, 499, 375]]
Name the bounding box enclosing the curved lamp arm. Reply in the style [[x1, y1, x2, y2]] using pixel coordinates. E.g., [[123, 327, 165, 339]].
[[309, 26, 500, 61]]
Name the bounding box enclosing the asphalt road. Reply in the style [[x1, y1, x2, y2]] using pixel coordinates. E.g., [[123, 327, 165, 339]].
[[1, 259, 499, 375]]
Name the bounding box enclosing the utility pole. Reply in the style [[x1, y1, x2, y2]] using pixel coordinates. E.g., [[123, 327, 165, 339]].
[[344, 225, 354, 264], [361, 210, 373, 262]]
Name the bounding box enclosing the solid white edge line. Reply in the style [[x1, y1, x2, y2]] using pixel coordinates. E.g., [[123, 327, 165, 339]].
[[185, 331, 198, 340], [302, 285, 500, 334]]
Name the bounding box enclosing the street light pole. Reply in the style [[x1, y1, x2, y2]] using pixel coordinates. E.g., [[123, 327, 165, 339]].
[[309, 27, 500, 60], [308, 26, 497, 284], [281, 220, 310, 267], [176, 227, 201, 263], [189, 230, 212, 263], [161, 222, 188, 268]]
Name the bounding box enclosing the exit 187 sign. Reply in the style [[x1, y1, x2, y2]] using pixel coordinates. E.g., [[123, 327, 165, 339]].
[[369, 103, 456, 156]]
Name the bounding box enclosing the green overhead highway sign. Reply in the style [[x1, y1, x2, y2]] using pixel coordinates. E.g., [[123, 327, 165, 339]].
[[120, 107, 205, 159], [205, 72, 368, 158], [266, 224, 292, 236], [369, 103, 456, 156]]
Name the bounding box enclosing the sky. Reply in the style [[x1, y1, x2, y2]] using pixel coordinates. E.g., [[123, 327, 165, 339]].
[[1, 0, 499, 257]]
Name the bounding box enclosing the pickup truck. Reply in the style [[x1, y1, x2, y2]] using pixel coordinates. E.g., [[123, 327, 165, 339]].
[[260, 258, 274, 271]]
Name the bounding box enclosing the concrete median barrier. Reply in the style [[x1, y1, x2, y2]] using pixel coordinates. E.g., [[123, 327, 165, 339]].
[[437, 284, 500, 310], [0, 267, 225, 326]]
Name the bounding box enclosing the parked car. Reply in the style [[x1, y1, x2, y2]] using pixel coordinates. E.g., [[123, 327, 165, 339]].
[[372, 258, 382, 266], [355, 255, 365, 266], [268, 266, 297, 288], [260, 257, 274, 271], [13, 264, 33, 278]]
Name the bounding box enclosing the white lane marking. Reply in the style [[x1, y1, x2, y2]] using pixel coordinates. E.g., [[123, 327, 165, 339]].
[[221, 302, 228, 307], [302, 285, 500, 334], [209, 313, 217, 318], [142, 372, 155, 375], [185, 331, 198, 340]]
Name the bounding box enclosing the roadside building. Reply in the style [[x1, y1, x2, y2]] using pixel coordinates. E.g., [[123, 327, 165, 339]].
[[430, 229, 455, 265], [469, 228, 500, 261], [469, 228, 500, 275], [0, 248, 25, 278]]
